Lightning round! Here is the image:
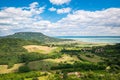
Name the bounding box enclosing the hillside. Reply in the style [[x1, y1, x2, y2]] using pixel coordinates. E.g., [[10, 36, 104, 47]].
[[0, 33, 119, 80], [0, 38, 42, 66], [0, 37, 120, 79], [4, 32, 69, 43], [0, 32, 72, 67]]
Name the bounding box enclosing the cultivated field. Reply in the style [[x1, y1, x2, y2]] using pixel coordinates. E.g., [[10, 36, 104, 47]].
[[0, 63, 24, 74], [23, 45, 57, 54]]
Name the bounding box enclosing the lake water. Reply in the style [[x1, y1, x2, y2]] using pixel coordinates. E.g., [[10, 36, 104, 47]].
[[55, 36, 120, 43]]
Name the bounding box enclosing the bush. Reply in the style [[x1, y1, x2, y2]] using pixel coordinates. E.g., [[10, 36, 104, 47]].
[[18, 65, 31, 73], [32, 77, 39, 80]]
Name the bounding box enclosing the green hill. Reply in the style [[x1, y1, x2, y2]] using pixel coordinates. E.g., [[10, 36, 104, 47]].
[[0, 32, 71, 67], [4, 32, 69, 43], [0, 38, 42, 66], [0, 37, 120, 80]]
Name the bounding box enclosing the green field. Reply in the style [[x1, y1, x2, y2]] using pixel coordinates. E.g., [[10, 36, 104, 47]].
[[0, 36, 120, 80]]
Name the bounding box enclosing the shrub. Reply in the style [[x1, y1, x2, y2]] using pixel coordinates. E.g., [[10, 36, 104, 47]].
[[18, 65, 31, 73], [32, 77, 39, 80]]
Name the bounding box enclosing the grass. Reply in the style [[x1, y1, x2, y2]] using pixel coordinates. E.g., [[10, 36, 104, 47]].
[[23, 45, 57, 54], [0, 46, 103, 73], [25, 75, 51, 80], [0, 63, 24, 74], [79, 53, 103, 63], [0, 52, 80, 73], [27, 54, 80, 71], [45, 54, 80, 63], [0, 53, 102, 74], [38, 75, 49, 80], [0, 43, 106, 74], [28, 60, 57, 71]]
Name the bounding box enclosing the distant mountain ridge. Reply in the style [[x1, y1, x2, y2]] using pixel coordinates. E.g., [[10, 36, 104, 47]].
[[3, 32, 70, 43]]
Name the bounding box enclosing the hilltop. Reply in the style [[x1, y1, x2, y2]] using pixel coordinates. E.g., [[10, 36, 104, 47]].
[[3, 32, 70, 43]]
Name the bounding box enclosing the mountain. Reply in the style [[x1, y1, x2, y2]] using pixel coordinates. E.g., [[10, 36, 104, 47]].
[[0, 32, 72, 65], [3, 32, 69, 43]]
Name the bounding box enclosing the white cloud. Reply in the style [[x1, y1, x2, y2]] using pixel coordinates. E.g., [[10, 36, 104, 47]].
[[49, 7, 56, 11], [49, 0, 71, 5], [54, 8, 120, 36], [29, 2, 39, 9], [0, 2, 120, 36], [49, 7, 71, 14], [29, 2, 45, 15], [0, 2, 45, 36], [57, 7, 71, 14]]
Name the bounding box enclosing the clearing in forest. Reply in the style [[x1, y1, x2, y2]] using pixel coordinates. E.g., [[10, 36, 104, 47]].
[[0, 63, 24, 74], [23, 45, 57, 54]]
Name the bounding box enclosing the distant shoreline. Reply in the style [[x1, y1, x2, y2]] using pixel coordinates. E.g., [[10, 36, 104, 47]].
[[55, 36, 120, 38], [54, 36, 120, 43]]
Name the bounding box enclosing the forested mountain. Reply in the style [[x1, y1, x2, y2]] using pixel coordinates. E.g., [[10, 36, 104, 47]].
[[4, 32, 69, 43], [0, 32, 71, 66]]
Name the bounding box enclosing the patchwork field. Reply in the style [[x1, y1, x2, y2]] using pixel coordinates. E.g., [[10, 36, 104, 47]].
[[0, 54, 80, 74], [23, 45, 57, 54], [44, 54, 80, 63], [0, 44, 103, 74], [79, 53, 103, 63], [27, 54, 80, 71], [0, 63, 24, 74]]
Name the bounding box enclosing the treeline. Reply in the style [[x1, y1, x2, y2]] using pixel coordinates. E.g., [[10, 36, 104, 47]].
[[0, 71, 42, 80], [48, 72, 120, 80], [92, 43, 120, 73], [92, 43, 120, 57], [0, 38, 40, 66], [59, 43, 120, 73], [0, 71, 120, 80], [0, 51, 62, 67], [51, 61, 105, 71], [60, 49, 81, 54], [0, 38, 62, 67]]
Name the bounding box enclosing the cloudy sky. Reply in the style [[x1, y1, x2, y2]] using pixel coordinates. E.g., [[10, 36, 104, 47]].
[[0, 0, 120, 36]]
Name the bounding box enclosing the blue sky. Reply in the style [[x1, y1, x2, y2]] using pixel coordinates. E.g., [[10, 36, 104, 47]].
[[0, 0, 120, 21], [0, 0, 120, 9], [0, 0, 120, 36]]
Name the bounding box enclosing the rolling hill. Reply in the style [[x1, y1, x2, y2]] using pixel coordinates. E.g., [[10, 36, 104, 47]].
[[0, 32, 72, 66], [0, 34, 120, 80], [3, 32, 70, 43]]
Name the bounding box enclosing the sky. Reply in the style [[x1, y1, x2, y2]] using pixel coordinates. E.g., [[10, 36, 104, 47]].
[[0, 0, 120, 36]]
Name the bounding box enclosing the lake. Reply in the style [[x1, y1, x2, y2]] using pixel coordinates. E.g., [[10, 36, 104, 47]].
[[55, 36, 120, 43]]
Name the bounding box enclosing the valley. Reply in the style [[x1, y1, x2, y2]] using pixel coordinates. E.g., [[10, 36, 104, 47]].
[[0, 32, 120, 80]]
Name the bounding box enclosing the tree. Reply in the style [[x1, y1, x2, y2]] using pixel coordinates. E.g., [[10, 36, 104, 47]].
[[18, 65, 30, 73], [32, 77, 39, 80], [63, 72, 68, 80]]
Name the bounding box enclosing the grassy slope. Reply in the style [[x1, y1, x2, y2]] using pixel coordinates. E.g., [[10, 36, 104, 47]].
[[0, 42, 104, 73], [23, 45, 57, 54], [0, 42, 119, 80], [0, 63, 24, 74], [0, 38, 42, 65], [79, 53, 102, 63], [5, 32, 70, 43]]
